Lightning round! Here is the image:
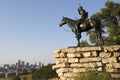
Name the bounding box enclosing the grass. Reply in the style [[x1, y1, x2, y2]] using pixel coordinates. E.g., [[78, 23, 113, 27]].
[[19, 74, 32, 80], [75, 69, 116, 80], [0, 74, 32, 80]]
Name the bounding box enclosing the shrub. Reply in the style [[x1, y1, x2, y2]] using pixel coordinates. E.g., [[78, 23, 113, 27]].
[[32, 64, 58, 80], [75, 69, 114, 80]]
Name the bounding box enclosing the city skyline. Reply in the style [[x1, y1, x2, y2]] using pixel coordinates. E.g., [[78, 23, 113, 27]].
[[0, 59, 43, 78], [0, 0, 120, 64], [0, 59, 43, 67]]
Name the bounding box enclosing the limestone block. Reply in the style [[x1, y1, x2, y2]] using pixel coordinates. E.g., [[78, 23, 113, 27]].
[[57, 72, 64, 76], [104, 45, 120, 52], [61, 48, 77, 53], [97, 67, 102, 71], [100, 52, 112, 58], [67, 53, 82, 58], [70, 62, 102, 68], [111, 73, 120, 78], [66, 78, 75, 80], [54, 53, 60, 58], [52, 63, 70, 69], [59, 77, 67, 80], [54, 52, 67, 58], [56, 58, 68, 64], [119, 57, 120, 61], [76, 46, 102, 52], [102, 58, 117, 64], [68, 58, 79, 63], [73, 67, 102, 73], [105, 67, 117, 72], [106, 63, 120, 68], [73, 68, 85, 73], [82, 52, 91, 57], [52, 65, 56, 69], [80, 58, 101, 62], [56, 68, 67, 73], [106, 64, 113, 68], [56, 68, 72, 73], [91, 51, 98, 57], [113, 52, 120, 57], [54, 49, 61, 54], [64, 72, 76, 77], [87, 67, 102, 71], [70, 63, 80, 67], [86, 62, 102, 68], [71, 63, 89, 68], [59, 52, 67, 58]]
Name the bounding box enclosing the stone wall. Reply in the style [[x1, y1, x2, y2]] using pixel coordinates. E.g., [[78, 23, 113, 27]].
[[53, 45, 120, 80]]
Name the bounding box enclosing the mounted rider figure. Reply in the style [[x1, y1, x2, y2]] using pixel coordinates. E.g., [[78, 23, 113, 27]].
[[76, 5, 88, 40], [78, 6, 88, 23]]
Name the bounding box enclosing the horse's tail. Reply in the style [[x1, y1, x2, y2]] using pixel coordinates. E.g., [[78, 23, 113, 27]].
[[97, 20, 106, 34], [99, 20, 106, 34]]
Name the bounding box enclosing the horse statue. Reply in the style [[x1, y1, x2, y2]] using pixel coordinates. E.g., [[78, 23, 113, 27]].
[[59, 16, 104, 46]]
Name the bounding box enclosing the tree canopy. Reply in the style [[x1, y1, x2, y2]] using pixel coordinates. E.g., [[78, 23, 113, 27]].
[[88, 1, 120, 45]]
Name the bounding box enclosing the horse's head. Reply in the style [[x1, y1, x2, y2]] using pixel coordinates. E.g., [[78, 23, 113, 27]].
[[59, 16, 66, 27]]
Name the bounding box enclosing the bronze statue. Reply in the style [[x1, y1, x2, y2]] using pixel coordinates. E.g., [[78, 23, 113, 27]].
[[59, 17, 104, 46], [59, 5, 105, 47]]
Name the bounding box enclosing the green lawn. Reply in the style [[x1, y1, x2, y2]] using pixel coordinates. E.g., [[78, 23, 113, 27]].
[[0, 74, 32, 80]]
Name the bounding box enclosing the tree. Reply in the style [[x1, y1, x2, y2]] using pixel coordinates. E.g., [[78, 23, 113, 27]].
[[32, 64, 58, 80], [79, 40, 90, 47], [88, 1, 120, 45]]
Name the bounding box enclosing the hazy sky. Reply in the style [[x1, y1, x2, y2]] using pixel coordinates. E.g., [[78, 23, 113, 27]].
[[0, 0, 120, 65]]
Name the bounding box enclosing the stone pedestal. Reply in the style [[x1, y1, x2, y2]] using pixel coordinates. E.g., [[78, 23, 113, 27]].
[[53, 45, 120, 80]]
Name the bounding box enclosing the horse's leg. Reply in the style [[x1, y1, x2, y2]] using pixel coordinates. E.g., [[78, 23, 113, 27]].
[[75, 32, 81, 47], [75, 24, 81, 47], [95, 32, 98, 46], [77, 36, 80, 47]]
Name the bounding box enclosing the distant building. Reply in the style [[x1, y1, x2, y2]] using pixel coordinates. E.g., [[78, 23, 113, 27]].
[[4, 64, 9, 69], [18, 60, 21, 68], [39, 62, 41, 67], [0, 64, 4, 67], [22, 61, 25, 67], [26, 62, 29, 68]]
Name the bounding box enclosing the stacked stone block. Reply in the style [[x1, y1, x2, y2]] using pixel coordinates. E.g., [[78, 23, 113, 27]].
[[53, 45, 120, 80]]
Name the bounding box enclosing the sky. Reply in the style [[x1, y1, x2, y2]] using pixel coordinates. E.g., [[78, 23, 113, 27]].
[[0, 0, 120, 65]]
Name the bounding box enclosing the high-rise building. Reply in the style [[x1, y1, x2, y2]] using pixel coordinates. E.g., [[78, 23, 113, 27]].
[[35, 62, 37, 68], [22, 61, 25, 67], [39, 61, 41, 67], [18, 60, 21, 68], [26, 62, 29, 68]]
